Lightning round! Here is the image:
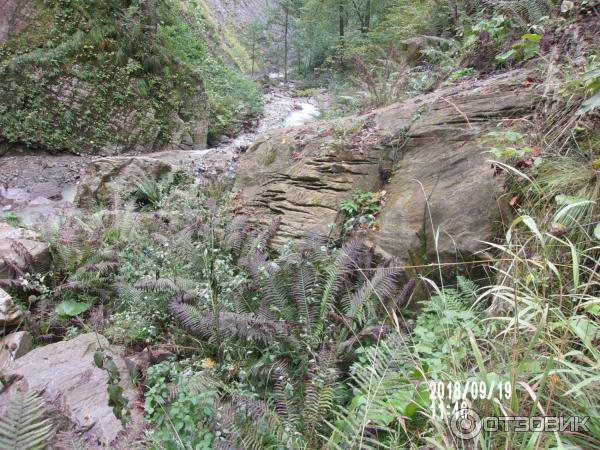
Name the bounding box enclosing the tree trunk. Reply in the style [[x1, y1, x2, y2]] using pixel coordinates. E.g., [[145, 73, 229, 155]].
[[283, 5, 289, 83], [338, 2, 345, 38], [144, 0, 158, 34], [251, 40, 256, 76], [363, 0, 370, 33]]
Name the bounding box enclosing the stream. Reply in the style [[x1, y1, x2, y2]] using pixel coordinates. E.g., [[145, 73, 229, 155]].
[[0, 88, 320, 227]]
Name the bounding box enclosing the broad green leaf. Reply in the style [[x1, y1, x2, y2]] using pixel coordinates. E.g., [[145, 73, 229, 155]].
[[522, 33, 541, 42], [56, 300, 90, 319], [496, 49, 515, 62]]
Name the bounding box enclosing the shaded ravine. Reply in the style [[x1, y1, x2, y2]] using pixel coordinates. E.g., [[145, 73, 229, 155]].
[[0, 88, 320, 226]]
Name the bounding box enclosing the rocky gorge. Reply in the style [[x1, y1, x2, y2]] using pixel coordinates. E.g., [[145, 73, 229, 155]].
[[0, 66, 538, 445], [0, 1, 598, 448]]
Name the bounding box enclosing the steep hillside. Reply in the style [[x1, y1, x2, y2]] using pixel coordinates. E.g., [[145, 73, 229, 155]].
[[0, 0, 261, 155]]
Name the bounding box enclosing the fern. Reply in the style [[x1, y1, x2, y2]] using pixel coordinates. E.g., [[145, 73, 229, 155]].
[[326, 334, 412, 450], [347, 267, 403, 325], [0, 391, 55, 450]]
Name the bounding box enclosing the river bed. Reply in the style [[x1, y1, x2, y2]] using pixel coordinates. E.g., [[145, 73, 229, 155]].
[[0, 87, 320, 226]]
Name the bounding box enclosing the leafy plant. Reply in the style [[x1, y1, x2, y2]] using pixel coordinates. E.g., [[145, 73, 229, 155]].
[[94, 350, 130, 426], [131, 177, 171, 211], [447, 67, 475, 81], [55, 299, 90, 320], [2, 212, 22, 228], [340, 190, 385, 233], [496, 32, 541, 63]]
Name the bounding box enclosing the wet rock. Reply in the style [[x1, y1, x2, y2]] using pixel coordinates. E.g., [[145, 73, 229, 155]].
[[75, 156, 175, 208], [29, 181, 62, 200], [0, 333, 143, 446], [0, 288, 23, 333], [0, 222, 51, 278], [0, 331, 33, 366]]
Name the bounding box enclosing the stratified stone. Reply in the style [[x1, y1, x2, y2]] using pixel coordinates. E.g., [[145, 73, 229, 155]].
[[75, 156, 174, 208], [234, 69, 536, 262]]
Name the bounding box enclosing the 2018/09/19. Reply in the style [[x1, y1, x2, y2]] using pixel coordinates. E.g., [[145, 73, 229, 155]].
[[428, 380, 513, 402]]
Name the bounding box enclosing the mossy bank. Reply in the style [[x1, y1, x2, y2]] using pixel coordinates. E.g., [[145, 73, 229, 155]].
[[0, 0, 262, 155]]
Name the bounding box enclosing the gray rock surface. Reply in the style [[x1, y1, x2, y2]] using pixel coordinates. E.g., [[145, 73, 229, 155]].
[[0, 0, 34, 42], [0, 333, 143, 446], [0, 222, 51, 278], [75, 156, 175, 208], [0, 288, 23, 332], [0, 331, 32, 366]]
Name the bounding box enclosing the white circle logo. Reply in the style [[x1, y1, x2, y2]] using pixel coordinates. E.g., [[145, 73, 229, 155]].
[[450, 408, 482, 439]]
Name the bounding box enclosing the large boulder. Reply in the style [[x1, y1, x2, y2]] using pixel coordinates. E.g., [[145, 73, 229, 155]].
[[0, 0, 34, 42], [0, 222, 51, 278], [234, 69, 537, 261], [75, 156, 174, 208], [0, 333, 143, 447]]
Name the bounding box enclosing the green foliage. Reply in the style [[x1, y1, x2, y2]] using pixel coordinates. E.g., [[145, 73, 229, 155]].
[[144, 360, 216, 449], [159, 0, 263, 140], [131, 177, 173, 211], [106, 299, 170, 345], [327, 277, 483, 449], [2, 212, 22, 228], [55, 299, 90, 319], [340, 189, 385, 232], [93, 350, 130, 425], [0, 390, 55, 450], [575, 56, 600, 115], [496, 32, 541, 63], [483, 130, 538, 158], [447, 66, 475, 81]]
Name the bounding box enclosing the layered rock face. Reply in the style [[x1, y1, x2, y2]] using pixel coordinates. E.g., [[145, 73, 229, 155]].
[[235, 69, 536, 262]]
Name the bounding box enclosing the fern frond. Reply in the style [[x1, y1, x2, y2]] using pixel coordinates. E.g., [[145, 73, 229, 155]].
[[290, 262, 320, 333], [169, 372, 222, 400], [0, 390, 55, 450], [52, 431, 86, 450], [224, 215, 251, 256], [134, 277, 195, 293], [316, 240, 366, 336], [303, 345, 340, 440], [169, 301, 293, 345], [327, 333, 411, 450], [216, 396, 285, 450], [348, 267, 402, 324], [9, 239, 34, 273]]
